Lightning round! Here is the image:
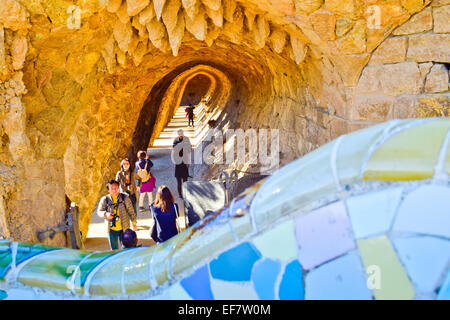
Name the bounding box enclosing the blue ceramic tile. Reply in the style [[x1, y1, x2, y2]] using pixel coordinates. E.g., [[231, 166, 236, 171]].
[[304, 252, 372, 300], [295, 201, 355, 270], [252, 259, 281, 300], [210, 242, 262, 282], [180, 264, 214, 300], [393, 186, 450, 238], [393, 236, 450, 294], [346, 188, 402, 239], [437, 271, 450, 300], [0, 290, 7, 300], [279, 260, 304, 300]]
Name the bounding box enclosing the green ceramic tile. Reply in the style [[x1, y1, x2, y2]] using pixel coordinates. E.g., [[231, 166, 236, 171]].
[[77, 251, 118, 287], [0, 242, 58, 280], [86, 249, 138, 296], [357, 235, 415, 300], [252, 219, 297, 262], [363, 119, 450, 180], [0, 242, 12, 280], [17, 249, 89, 291]]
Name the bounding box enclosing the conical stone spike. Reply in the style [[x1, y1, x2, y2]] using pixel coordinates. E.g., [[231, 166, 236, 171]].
[[184, 7, 206, 41], [115, 46, 127, 66], [205, 24, 221, 46], [244, 7, 256, 31], [162, 0, 181, 33], [205, 4, 223, 27], [181, 0, 199, 20], [132, 39, 148, 65], [269, 27, 287, 54], [127, 0, 150, 16], [201, 0, 221, 11], [254, 14, 270, 50], [146, 18, 168, 50], [116, 1, 131, 24], [153, 0, 167, 20], [127, 32, 140, 54], [113, 19, 133, 52], [168, 14, 185, 56], [290, 33, 307, 64], [101, 35, 117, 73], [222, 8, 243, 44], [132, 15, 147, 38], [223, 0, 236, 22], [139, 4, 156, 24]]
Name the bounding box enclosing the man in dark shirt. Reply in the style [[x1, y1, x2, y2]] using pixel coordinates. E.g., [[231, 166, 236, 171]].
[[186, 104, 195, 127], [172, 129, 191, 198]]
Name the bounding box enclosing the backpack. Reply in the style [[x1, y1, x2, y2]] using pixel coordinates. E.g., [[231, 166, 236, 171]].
[[137, 161, 151, 183]]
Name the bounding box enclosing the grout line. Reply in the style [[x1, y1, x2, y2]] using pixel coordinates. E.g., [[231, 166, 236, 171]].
[[433, 128, 450, 181]]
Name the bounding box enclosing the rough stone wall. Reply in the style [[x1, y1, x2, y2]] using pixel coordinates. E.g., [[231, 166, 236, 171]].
[[299, 0, 449, 140], [0, 1, 66, 245], [0, 0, 447, 245], [353, 2, 449, 121]]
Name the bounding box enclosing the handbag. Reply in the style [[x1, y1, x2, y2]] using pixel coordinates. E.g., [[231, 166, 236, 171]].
[[174, 203, 181, 233], [150, 218, 158, 242]]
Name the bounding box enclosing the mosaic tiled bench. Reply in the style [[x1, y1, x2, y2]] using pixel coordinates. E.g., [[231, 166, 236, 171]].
[[0, 118, 449, 299]]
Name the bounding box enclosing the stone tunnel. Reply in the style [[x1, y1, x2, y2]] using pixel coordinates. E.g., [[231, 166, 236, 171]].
[[0, 0, 449, 247]]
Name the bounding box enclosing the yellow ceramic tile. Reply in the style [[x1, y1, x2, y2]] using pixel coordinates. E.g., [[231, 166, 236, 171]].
[[363, 119, 450, 180], [87, 249, 138, 296], [123, 247, 156, 294], [357, 235, 415, 300], [17, 249, 87, 291], [337, 120, 412, 186]]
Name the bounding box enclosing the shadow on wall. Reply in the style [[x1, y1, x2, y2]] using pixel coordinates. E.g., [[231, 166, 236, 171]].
[[180, 74, 212, 107]]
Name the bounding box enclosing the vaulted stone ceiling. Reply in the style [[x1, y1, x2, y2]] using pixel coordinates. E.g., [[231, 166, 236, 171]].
[[1, 0, 445, 246]]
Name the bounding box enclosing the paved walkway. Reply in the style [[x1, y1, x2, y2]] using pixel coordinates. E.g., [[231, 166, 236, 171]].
[[84, 105, 203, 251]]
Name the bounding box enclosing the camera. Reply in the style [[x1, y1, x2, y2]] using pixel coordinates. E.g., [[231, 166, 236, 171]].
[[110, 214, 118, 228]]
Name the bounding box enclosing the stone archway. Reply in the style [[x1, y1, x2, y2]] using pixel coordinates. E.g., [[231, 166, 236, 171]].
[[1, 0, 447, 246]]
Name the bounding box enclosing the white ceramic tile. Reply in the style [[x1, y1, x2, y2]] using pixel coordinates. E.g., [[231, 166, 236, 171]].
[[346, 188, 403, 239]]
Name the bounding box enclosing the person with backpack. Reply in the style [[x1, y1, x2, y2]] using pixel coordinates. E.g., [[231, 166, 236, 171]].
[[135, 150, 156, 213], [150, 186, 180, 243], [116, 158, 138, 212], [97, 180, 137, 250]]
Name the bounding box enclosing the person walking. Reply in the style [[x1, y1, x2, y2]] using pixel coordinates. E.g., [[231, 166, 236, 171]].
[[116, 158, 138, 212], [97, 180, 137, 251], [150, 186, 180, 243], [135, 150, 156, 213], [186, 104, 195, 127], [172, 129, 191, 199]]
